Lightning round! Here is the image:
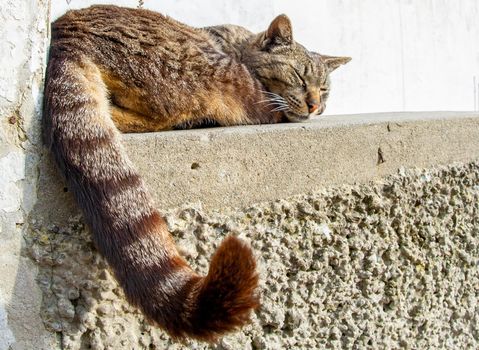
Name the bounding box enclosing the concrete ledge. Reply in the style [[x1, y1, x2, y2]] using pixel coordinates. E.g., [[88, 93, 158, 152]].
[[38, 112, 479, 224]]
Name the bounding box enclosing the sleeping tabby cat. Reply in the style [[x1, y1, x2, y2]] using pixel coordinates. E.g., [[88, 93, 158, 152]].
[[43, 5, 350, 341]]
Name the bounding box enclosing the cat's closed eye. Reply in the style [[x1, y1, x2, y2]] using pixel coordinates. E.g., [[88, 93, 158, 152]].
[[292, 68, 307, 89]]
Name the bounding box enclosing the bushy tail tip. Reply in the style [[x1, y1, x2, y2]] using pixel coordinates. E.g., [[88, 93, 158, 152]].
[[187, 235, 260, 342]]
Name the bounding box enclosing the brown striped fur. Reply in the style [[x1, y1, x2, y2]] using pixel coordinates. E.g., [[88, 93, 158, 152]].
[[43, 5, 349, 342]]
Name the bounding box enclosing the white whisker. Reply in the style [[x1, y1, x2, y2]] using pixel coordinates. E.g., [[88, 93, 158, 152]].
[[257, 89, 284, 99], [255, 90, 289, 112], [264, 102, 288, 108], [254, 99, 274, 105], [271, 106, 290, 112], [256, 98, 288, 107]]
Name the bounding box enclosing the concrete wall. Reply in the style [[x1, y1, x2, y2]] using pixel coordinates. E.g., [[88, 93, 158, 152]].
[[1, 0, 479, 349], [51, 0, 479, 114], [0, 1, 57, 349], [31, 113, 479, 350]]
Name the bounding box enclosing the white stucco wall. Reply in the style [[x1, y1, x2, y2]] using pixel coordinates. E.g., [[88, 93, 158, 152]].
[[0, 1, 57, 349], [51, 0, 479, 115]]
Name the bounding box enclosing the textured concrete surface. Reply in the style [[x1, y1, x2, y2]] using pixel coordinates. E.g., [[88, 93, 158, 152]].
[[0, 0, 58, 349], [37, 112, 479, 225], [29, 161, 479, 349]]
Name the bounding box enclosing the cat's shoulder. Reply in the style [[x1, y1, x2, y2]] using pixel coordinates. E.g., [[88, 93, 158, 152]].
[[204, 24, 254, 43]]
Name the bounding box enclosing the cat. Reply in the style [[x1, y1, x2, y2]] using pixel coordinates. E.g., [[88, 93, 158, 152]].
[[205, 24, 350, 117], [43, 5, 350, 342]]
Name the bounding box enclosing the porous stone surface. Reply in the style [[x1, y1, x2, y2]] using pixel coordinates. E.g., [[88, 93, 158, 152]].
[[28, 161, 479, 349]]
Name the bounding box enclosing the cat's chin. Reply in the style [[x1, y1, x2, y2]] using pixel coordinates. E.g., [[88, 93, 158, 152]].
[[284, 111, 310, 122]]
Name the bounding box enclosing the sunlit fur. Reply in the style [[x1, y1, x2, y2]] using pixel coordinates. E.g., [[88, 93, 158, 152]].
[[43, 5, 349, 342]]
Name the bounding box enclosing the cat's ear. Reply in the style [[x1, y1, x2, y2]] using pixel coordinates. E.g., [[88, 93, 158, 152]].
[[321, 55, 352, 72], [265, 14, 293, 46]]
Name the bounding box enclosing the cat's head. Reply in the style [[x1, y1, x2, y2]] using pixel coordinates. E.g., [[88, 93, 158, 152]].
[[242, 15, 350, 121]]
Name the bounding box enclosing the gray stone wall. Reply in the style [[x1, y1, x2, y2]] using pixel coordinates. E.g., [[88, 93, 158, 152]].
[[29, 161, 479, 349]]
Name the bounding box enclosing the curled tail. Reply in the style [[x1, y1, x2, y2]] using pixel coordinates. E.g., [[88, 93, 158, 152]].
[[43, 53, 259, 341]]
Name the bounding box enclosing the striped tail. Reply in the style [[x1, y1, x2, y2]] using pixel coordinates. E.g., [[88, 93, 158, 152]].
[[43, 54, 259, 341]]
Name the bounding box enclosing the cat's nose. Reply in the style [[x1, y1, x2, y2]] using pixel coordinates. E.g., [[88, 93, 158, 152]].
[[307, 100, 319, 113]]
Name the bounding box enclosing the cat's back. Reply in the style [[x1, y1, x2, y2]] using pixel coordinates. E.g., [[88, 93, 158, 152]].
[[53, 5, 184, 36], [50, 5, 208, 57]]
